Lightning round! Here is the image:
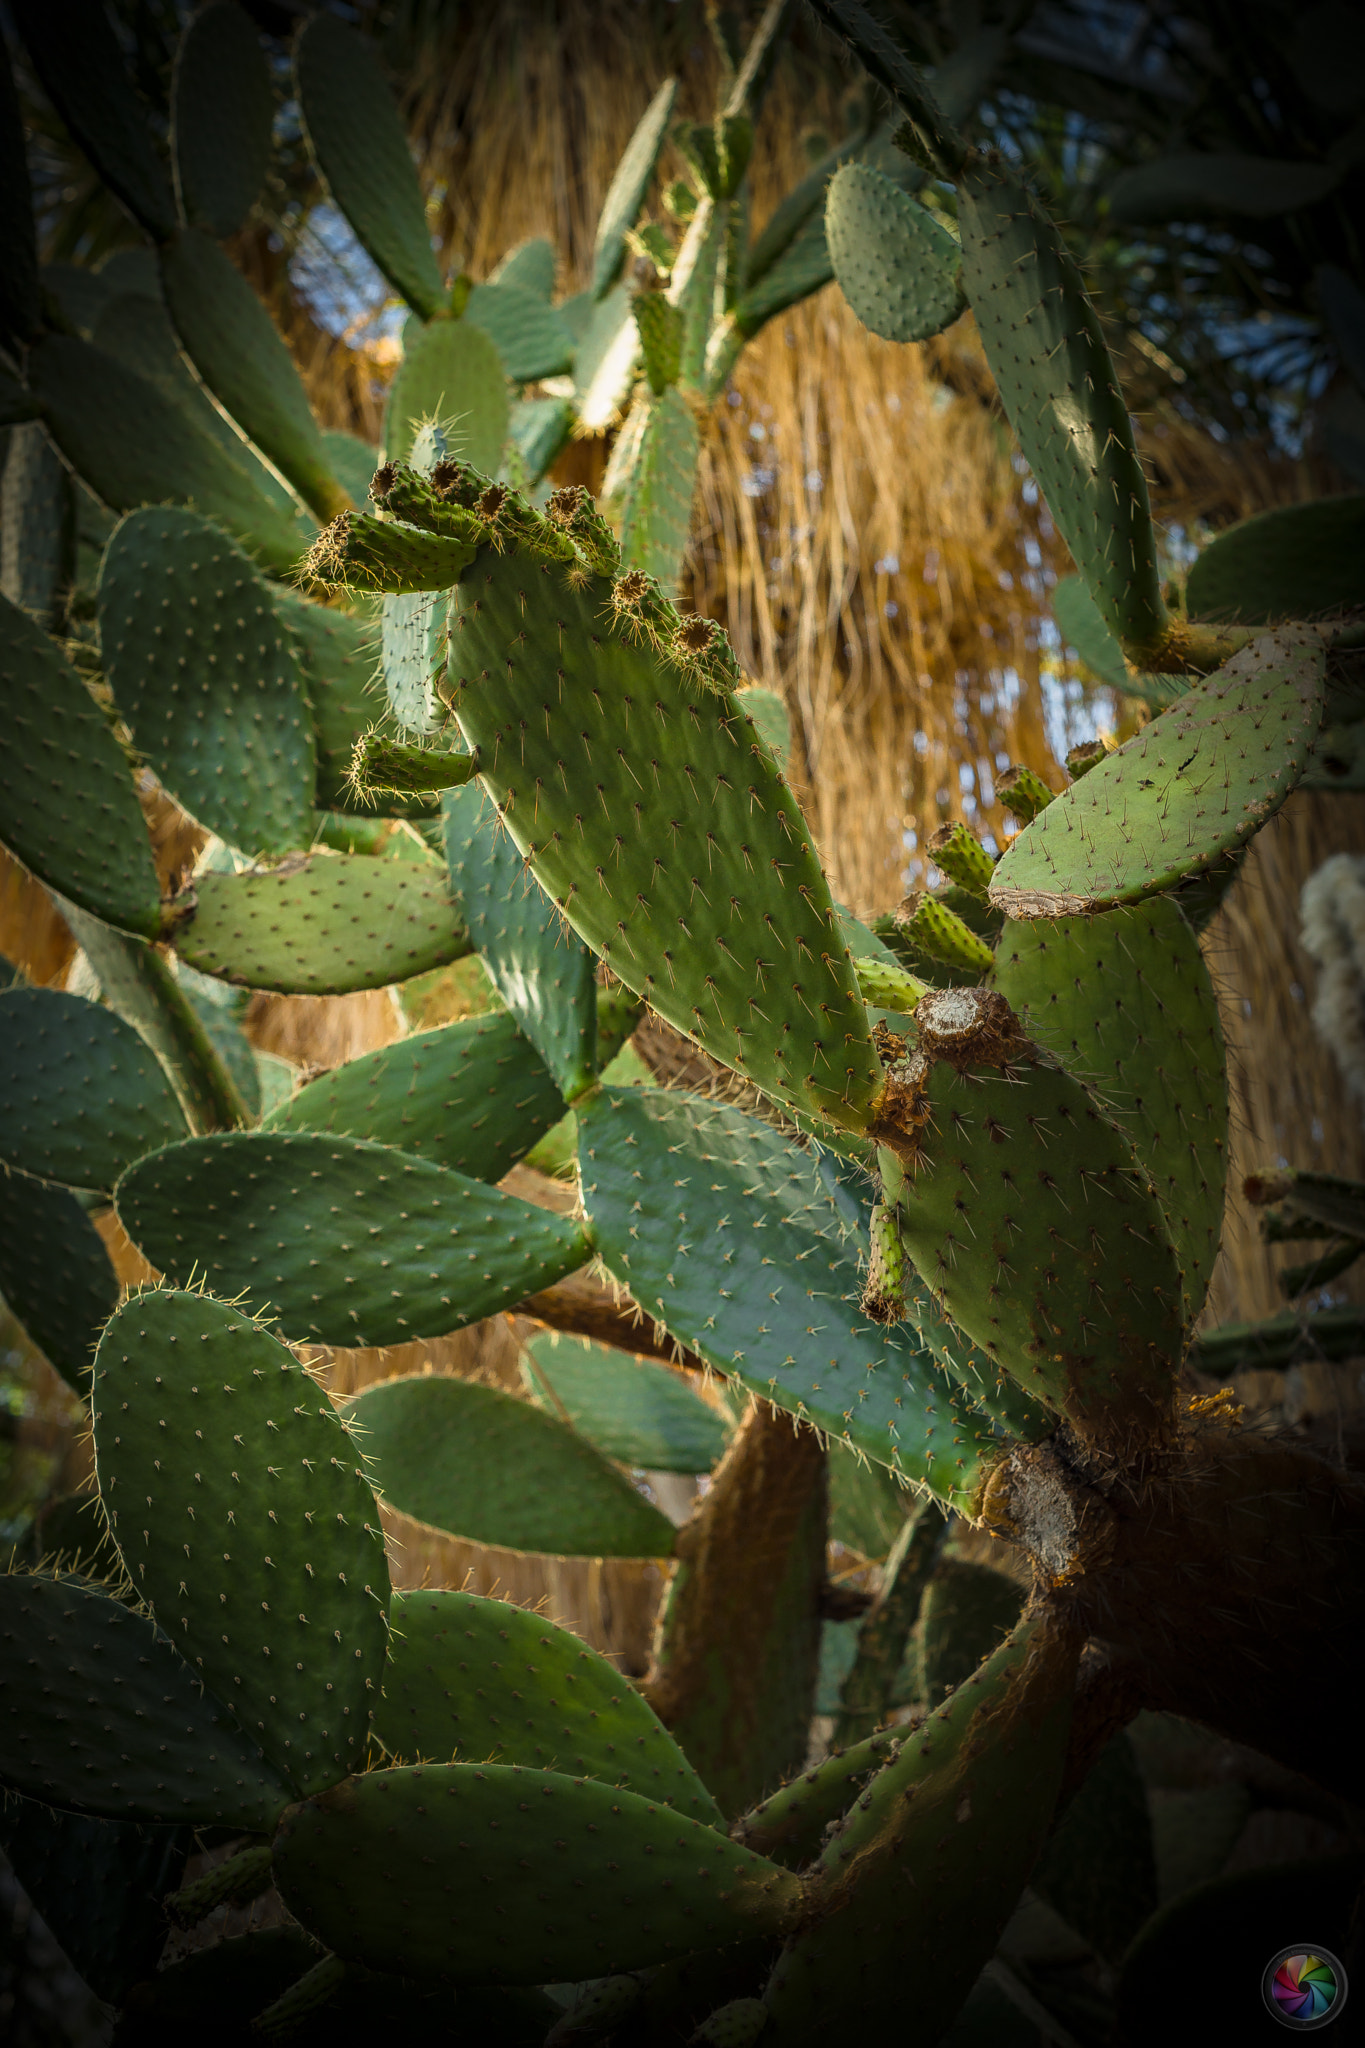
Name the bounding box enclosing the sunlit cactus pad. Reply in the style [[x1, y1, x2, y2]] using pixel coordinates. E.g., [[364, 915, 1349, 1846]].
[[172, 853, 471, 993], [989, 629, 1325, 916]]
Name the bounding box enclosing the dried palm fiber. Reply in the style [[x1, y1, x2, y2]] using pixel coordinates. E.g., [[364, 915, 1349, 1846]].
[[1200, 793, 1365, 1332]]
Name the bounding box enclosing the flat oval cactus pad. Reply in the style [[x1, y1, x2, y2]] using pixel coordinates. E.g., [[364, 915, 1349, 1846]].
[[989, 629, 1325, 917]]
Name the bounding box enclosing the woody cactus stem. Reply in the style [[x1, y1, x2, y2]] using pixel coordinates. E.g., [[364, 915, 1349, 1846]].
[[644, 1402, 829, 1819]]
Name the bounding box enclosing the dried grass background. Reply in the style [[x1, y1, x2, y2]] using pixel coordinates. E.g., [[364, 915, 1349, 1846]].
[[6, 2, 1364, 1654]]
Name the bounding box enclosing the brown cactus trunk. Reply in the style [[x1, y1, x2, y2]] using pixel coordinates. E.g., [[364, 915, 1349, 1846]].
[[644, 1399, 828, 1818]]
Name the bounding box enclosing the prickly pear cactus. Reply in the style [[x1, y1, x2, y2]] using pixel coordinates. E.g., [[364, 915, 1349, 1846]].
[[0, 2, 1361, 2038]]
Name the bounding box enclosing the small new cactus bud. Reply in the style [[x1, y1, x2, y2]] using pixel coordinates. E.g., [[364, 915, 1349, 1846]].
[[1066, 738, 1107, 781], [997, 762, 1055, 823], [430, 457, 485, 507], [861, 1198, 906, 1326], [927, 820, 996, 899]]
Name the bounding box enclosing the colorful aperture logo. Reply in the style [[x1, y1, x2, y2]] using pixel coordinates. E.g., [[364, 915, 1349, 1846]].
[[1263, 1946, 1348, 2031]]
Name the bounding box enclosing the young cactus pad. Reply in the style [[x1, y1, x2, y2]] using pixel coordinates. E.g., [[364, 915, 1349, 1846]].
[[989, 630, 1326, 917], [270, 1761, 801, 1985], [375, 1587, 724, 1823], [92, 1287, 391, 1797]]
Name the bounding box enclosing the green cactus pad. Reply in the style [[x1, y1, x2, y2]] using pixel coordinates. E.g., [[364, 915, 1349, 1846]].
[[988, 630, 1326, 917], [731, 1727, 902, 1870], [170, 0, 275, 240], [956, 162, 1166, 661], [1053, 571, 1130, 689], [0, 1171, 117, 1391], [763, 1614, 1076, 2042], [279, 594, 387, 814], [926, 821, 995, 898], [443, 783, 599, 1102], [852, 954, 927, 1013], [825, 163, 965, 343], [294, 12, 445, 321], [464, 280, 576, 383], [491, 237, 557, 298], [29, 334, 304, 579], [522, 1331, 731, 1473], [577, 1086, 1021, 1512], [1, 421, 72, 626], [573, 285, 639, 430], [322, 429, 381, 507], [0, 588, 163, 938], [993, 899, 1228, 1321], [90, 289, 301, 518], [340, 1373, 675, 1555], [0, 1571, 292, 1827], [381, 586, 448, 737], [896, 1000, 1184, 1450], [894, 893, 994, 976], [98, 508, 317, 855], [11, 0, 177, 240], [160, 229, 351, 524], [0, 987, 188, 1192], [1185, 493, 1365, 624], [271, 1759, 801, 1984], [613, 386, 698, 592], [382, 316, 508, 473], [592, 77, 679, 299], [509, 396, 573, 485], [634, 291, 685, 394], [349, 733, 477, 801], [114, 1131, 591, 1346], [997, 762, 1056, 824], [1247, 1166, 1365, 1240], [92, 1287, 391, 1797], [263, 1007, 564, 1180], [916, 1558, 1024, 1704], [376, 1587, 721, 1822], [443, 516, 881, 1135], [172, 854, 471, 994], [0, 1798, 190, 2004], [307, 509, 478, 597]]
